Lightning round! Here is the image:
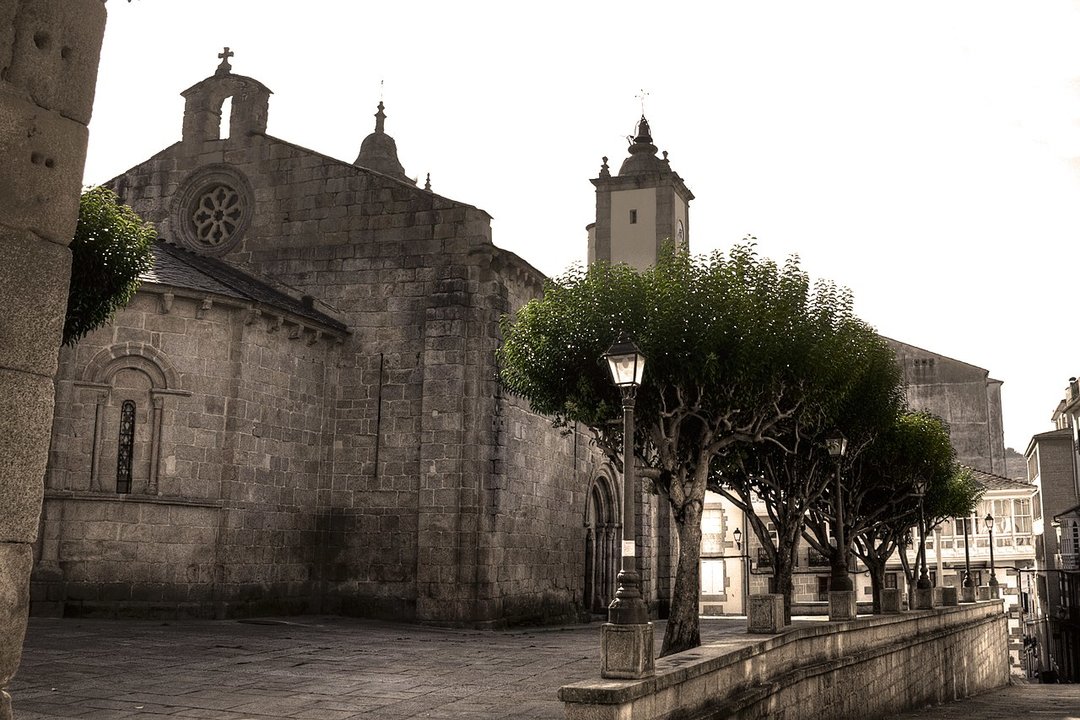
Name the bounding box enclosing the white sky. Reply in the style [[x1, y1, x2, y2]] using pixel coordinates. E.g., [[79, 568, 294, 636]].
[[85, 1, 1080, 454]]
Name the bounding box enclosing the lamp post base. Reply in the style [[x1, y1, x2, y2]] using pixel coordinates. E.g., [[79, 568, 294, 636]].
[[828, 590, 857, 621], [600, 622, 655, 679], [914, 587, 935, 610]]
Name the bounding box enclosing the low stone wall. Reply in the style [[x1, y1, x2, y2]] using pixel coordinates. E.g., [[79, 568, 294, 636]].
[[560, 602, 1008, 720]]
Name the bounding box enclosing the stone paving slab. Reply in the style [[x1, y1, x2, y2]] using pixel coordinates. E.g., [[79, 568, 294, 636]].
[[9, 615, 1079, 719]]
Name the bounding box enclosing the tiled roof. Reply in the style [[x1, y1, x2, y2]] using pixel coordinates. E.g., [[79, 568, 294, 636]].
[[965, 466, 1033, 493], [141, 241, 348, 333]]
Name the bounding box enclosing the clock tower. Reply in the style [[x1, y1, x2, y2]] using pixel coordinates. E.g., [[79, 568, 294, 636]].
[[587, 116, 694, 269]]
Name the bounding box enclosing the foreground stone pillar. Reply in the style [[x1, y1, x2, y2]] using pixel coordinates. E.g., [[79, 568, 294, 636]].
[[941, 587, 959, 606], [0, 2, 107, 718], [747, 594, 785, 633], [960, 585, 977, 603], [914, 587, 935, 610], [880, 588, 902, 614], [600, 622, 654, 679], [828, 590, 857, 621]]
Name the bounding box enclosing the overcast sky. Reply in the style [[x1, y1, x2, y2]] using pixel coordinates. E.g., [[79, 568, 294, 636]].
[[84, 1, 1080, 454]]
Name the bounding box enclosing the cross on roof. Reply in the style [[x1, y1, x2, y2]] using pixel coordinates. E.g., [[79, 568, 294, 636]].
[[216, 46, 234, 74]]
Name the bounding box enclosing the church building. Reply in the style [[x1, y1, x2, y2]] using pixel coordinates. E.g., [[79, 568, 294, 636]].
[[33, 53, 683, 625]]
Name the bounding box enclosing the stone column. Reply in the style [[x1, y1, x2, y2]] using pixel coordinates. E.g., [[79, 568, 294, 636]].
[[0, 2, 107, 718]]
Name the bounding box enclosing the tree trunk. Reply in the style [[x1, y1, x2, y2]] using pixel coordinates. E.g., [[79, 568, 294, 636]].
[[661, 507, 702, 657], [773, 550, 797, 626], [865, 556, 884, 614]]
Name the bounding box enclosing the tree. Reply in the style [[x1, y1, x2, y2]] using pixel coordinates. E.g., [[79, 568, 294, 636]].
[[498, 244, 874, 656], [718, 316, 903, 622], [843, 411, 982, 609], [63, 187, 155, 345]]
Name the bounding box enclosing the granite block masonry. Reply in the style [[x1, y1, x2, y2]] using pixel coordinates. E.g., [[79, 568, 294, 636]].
[[0, 2, 107, 719], [33, 52, 679, 628]]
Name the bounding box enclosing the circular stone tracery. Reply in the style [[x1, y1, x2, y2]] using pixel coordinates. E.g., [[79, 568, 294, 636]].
[[192, 184, 242, 246], [173, 165, 254, 255]]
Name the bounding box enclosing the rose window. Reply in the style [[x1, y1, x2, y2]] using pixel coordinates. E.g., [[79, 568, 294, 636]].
[[191, 185, 242, 246]]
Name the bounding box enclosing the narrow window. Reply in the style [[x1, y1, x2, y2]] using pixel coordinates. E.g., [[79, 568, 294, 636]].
[[629, 209, 637, 224], [219, 97, 233, 139], [116, 400, 135, 493]]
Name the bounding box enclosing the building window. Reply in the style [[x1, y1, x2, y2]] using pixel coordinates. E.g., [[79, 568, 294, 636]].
[[1014, 498, 1032, 534], [629, 209, 637, 224], [817, 577, 829, 601], [1033, 490, 1042, 521], [116, 400, 135, 494], [884, 573, 898, 589], [701, 509, 723, 555], [701, 559, 725, 595]]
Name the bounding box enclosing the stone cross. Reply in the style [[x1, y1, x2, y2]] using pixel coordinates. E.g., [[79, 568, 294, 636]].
[[216, 46, 234, 74]]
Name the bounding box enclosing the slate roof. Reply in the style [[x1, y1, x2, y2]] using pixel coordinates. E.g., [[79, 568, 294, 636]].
[[966, 466, 1034, 493], [140, 241, 348, 333]]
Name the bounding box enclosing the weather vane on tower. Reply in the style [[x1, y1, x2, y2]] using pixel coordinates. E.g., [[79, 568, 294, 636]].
[[636, 88, 649, 117]]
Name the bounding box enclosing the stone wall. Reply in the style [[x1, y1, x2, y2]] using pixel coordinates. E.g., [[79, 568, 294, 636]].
[[888, 339, 1006, 475], [0, 1, 107, 717], [36, 68, 617, 625], [35, 288, 342, 618], [560, 602, 1009, 720]]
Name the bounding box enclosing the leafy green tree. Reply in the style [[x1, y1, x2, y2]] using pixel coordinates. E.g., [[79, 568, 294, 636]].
[[498, 244, 874, 656], [841, 411, 981, 609], [718, 318, 903, 622], [63, 187, 156, 345]]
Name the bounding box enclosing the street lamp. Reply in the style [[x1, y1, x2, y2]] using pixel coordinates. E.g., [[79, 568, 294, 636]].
[[600, 333, 653, 678], [985, 512, 999, 593], [914, 478, 932, 590], [961, 515, 974, 601], [826, 435, 852, 593]]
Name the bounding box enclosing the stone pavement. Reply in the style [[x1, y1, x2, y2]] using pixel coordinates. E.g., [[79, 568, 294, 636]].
[[10, 615, 1080, 719]]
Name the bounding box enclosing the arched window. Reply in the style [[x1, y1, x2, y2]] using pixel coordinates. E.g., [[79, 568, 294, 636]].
[[116, 400, 135, 494]]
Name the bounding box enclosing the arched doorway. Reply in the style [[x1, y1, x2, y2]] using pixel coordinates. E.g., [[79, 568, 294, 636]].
[[584, 471, 620, 614]]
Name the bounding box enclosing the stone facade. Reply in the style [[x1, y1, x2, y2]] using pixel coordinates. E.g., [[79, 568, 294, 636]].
[[887, 338, 1007, 474], [33, 57, 667, 626], [1, 1, 107, 718]]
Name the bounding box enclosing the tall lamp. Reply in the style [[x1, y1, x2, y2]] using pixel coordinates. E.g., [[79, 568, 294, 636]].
[[914, 478, 932, 590], [985, 513, 999, 593], [826, 435, 852, 592], [600, 333, 653, 678], [961, 515, 974, 601]]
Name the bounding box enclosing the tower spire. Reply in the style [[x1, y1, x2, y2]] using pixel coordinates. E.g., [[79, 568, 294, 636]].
[[374, 101, 386, 134]]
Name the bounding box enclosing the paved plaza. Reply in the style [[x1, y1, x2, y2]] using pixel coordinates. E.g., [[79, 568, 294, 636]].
[[10, 615, 1080, 719]]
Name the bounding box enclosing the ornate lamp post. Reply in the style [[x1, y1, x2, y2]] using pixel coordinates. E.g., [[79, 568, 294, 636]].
[[600, 334, 653, 678], [961, 515, 975, 601], [826, 434, 857, 621], [825, 435, 851, 592], [985, 512, 999, 595], [733, 528, 752, 606], [914, 478, 932, 590]]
